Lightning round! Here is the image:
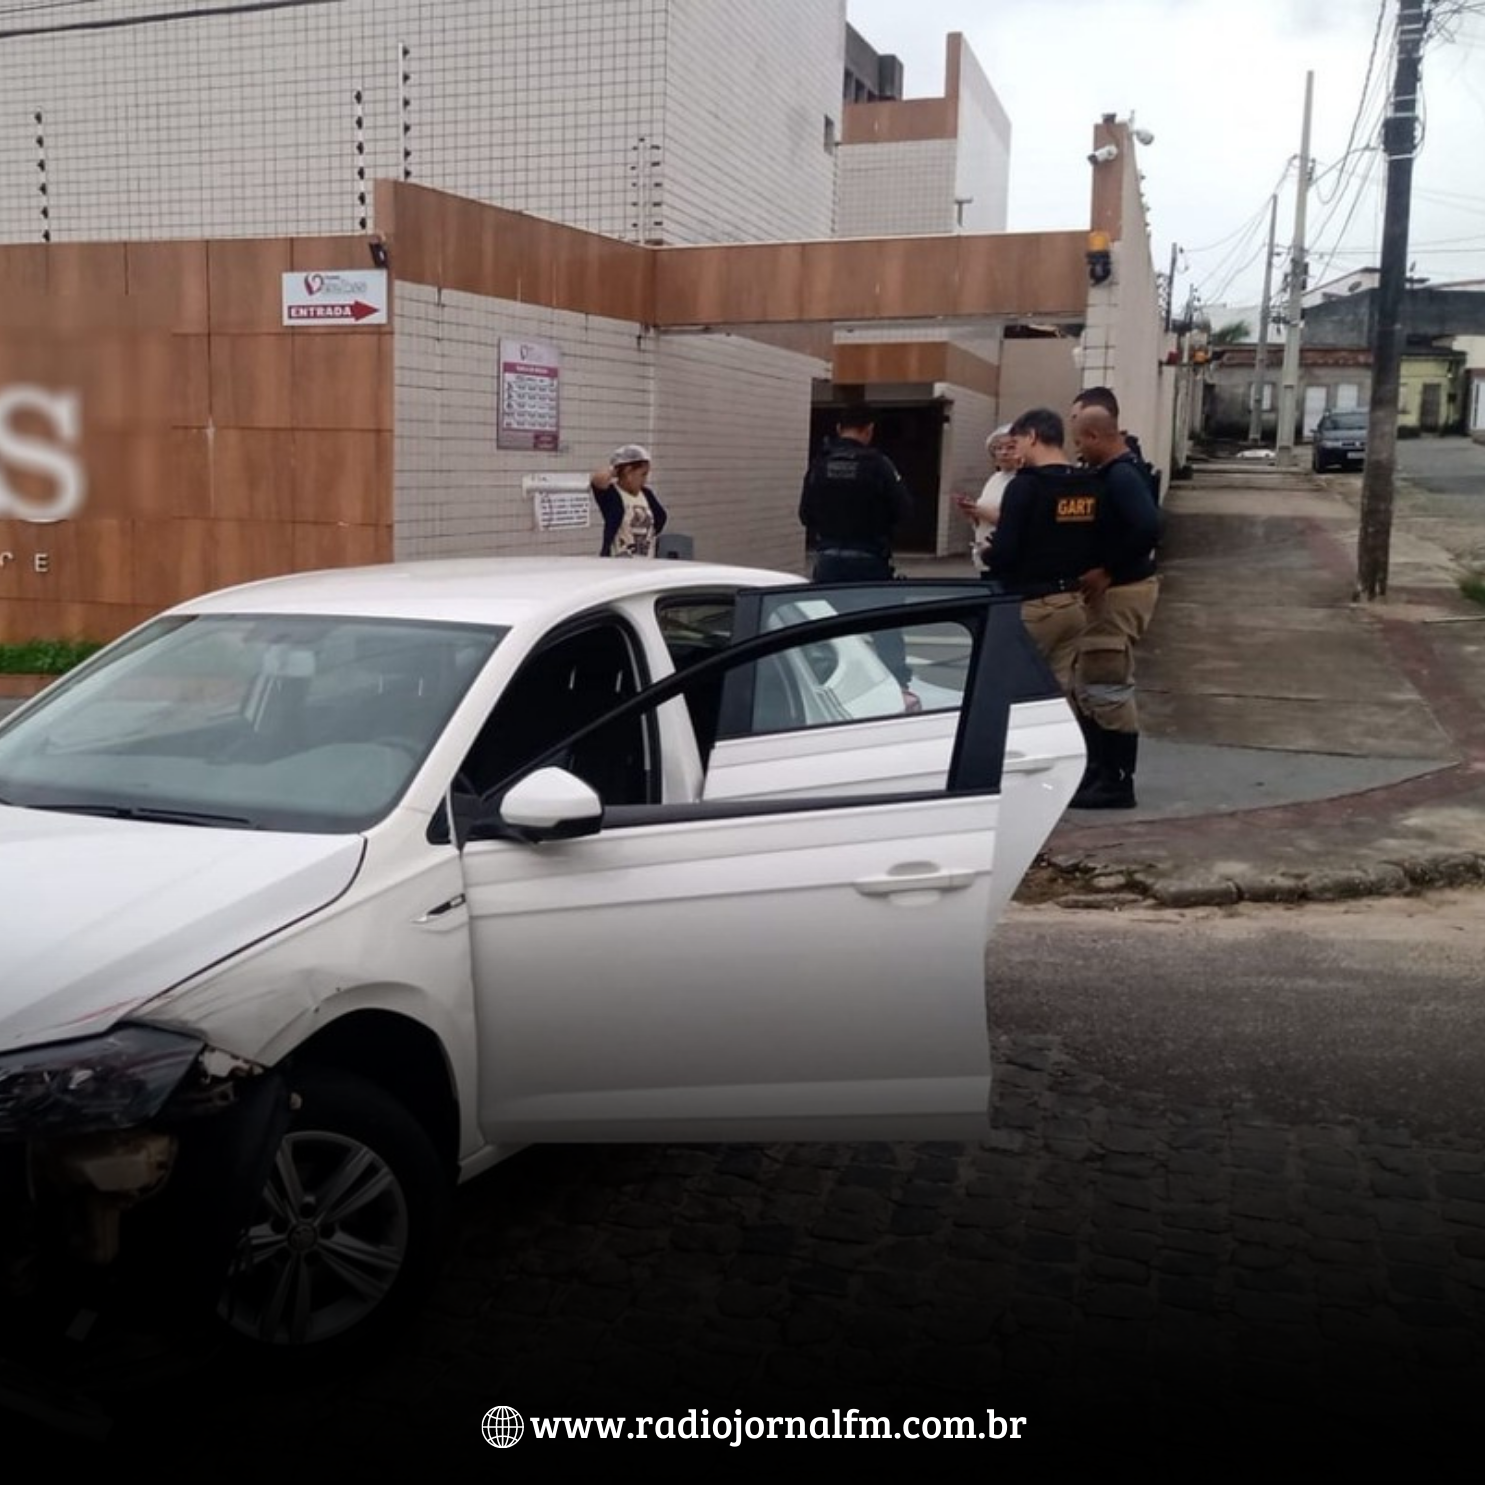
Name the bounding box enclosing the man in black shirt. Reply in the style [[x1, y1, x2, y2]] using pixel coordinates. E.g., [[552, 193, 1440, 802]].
[[799, 405, 918, 707], [1066, 402, 1162, 809], [984, 407, 1105, 696]]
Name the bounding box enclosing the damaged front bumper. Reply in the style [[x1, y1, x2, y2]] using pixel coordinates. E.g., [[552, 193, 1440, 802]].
[[1, 1027, 290, 1335]]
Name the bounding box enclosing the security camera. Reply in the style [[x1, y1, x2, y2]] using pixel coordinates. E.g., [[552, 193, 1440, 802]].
[[1088, 144, 1119, 165], [1132, 128, 1155, 146]]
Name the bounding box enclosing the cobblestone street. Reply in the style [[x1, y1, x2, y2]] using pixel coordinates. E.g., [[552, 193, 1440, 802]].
[[32, 1007, 1482, 1470]]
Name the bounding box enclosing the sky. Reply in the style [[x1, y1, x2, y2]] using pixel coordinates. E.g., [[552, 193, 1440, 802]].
[[845, 0, 1485, 326]]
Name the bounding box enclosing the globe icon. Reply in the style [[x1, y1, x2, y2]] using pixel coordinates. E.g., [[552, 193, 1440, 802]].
[[482, 1406, 524, 1449]]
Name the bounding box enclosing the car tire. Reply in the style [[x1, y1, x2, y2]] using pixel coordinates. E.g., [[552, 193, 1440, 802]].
[[214, 1067, 451, 1366]]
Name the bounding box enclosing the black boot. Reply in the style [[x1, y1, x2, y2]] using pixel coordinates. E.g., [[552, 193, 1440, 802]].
[[1070, 714, 1111, 807], [1073, 710, 1102, 794], [1071, 730, 1138, 809]]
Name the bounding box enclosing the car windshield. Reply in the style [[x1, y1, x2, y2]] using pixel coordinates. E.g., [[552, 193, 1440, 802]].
[[1327, 412, 1368, 430], [0, 614, 506, 833]]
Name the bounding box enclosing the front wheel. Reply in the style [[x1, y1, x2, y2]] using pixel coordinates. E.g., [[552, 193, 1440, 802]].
[[216, 1068, 451, 1361]]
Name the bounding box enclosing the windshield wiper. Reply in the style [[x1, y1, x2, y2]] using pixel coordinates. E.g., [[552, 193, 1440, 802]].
[[32, 803, 259, 829]]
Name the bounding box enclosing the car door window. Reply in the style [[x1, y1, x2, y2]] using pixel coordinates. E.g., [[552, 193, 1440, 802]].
[[655, 596, 736, 756], [455, 619, 657, 807]]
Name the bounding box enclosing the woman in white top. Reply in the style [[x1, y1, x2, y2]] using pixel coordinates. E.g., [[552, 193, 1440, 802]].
[[955, 424, 1020, 572]]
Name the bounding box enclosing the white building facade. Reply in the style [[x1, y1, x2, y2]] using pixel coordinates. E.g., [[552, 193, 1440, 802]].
[[1, 0, 845, 247]]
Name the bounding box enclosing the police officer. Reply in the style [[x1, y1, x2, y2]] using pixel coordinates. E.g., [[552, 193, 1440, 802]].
[[799, 404, 919, 707], [983, 407, 1105, 697], [1066, 402, 1161, 809]]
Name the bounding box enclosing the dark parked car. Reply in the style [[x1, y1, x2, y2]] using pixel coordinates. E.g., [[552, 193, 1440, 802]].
[[1311, 409, 1368, 472]]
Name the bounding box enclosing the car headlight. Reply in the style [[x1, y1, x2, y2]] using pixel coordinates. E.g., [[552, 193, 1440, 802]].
[[0, 1026, 203, 1140]]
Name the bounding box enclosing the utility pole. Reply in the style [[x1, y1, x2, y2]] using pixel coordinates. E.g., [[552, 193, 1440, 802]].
[[1248, 192, 1280, 444], [1357, 0, 1427, 600], [1163, 241, 1179, 332], [1275, 72, 1314, 467]]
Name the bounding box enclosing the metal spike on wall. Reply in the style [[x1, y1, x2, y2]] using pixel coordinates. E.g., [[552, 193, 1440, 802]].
[[401, 44, 412, 181], [354, 87, 367, 229], [35, 109, 49, 243]]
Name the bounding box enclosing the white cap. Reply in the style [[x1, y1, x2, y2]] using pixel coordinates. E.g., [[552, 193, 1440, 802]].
[[610, 443, 652, 468]]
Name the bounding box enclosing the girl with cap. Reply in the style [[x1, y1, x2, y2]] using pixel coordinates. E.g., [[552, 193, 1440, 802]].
[[590, 444, 668, 557]]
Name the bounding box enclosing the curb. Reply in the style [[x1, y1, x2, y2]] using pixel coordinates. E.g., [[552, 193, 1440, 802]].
[[1021, 849, 1485, 910]]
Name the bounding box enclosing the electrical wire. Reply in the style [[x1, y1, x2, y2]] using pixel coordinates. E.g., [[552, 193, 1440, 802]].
[[0, 0, 107, 17], [1313, 0, 1390, 207], [1184, 161, 1294, 310]]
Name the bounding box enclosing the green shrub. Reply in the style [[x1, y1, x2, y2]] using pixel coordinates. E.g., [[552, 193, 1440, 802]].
[[0, 638, 105, 674], [1460, 570, 1485, 609]]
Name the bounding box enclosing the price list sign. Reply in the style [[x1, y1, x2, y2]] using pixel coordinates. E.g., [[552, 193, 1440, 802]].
[[498, 339, 561, 451]]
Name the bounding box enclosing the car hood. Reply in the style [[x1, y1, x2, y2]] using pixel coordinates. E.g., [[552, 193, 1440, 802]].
[[0, 807, 364, 1052]]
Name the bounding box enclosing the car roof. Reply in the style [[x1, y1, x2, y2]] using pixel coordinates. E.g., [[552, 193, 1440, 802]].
[[172, 556, 807, 630]]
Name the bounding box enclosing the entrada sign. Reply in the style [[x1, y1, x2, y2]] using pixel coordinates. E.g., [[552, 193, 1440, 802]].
[[0, 386, 85, 523], [282, 270, 389, 325]]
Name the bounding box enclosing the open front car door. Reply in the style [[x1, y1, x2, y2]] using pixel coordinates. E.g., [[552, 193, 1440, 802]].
[[460, 584, 1083, 1145]]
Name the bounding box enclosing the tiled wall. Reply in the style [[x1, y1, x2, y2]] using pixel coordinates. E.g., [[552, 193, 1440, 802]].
[[661, 0, 844, 245], [394, 283, 824, 570], [952, 41, 1011, 235], [2, 0, 841, 248], [394, 284, 655, 561], [834, 34, 1009, 241], [652, 332, 826, 573], [1081, 125, 1163, 460], [834, 140, 958, 238]]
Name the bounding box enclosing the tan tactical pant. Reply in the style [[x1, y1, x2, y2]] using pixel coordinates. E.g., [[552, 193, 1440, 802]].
[[1021, 592, 1087, 696], [1074, 576, 1160, 732]]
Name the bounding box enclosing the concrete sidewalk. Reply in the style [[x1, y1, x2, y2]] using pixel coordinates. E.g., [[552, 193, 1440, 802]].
[[905, 458, 1485, 907]]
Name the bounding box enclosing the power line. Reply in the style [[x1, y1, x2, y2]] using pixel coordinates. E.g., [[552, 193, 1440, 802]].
[[0, 0, 343, 39], [1314, 0, 1391, 206], [1186, 162, 1294, 305]]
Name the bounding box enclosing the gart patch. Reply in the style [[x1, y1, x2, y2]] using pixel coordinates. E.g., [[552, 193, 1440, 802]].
[[1055, 495, 1097, 521]]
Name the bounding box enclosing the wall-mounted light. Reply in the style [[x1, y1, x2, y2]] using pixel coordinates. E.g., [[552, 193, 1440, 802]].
[[1087, 231, 1113, 286], [369, 237, 390, 269]]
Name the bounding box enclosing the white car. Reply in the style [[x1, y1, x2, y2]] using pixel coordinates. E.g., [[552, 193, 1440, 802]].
[[0, 557, 1082, 1360]]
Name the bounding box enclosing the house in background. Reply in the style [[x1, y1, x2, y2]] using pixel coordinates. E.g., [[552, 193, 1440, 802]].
[[1203, 283, 1485, 441], [1458, 337, 1485, 442]]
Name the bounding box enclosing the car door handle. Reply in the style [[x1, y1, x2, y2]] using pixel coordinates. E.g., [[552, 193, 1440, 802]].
[[1004, 753, 1056, 775], [853, 867, 975, 897]]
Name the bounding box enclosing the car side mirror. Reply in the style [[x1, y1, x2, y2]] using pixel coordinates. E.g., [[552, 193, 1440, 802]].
[[489, 766, 604, 843]]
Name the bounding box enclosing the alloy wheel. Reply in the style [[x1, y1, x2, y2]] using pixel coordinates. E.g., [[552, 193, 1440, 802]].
[[219, 1130, 411, 1347]]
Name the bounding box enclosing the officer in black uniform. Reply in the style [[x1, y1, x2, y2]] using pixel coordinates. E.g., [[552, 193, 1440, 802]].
[[798, 404, 919, 705], [984, 407, 1107, 696]]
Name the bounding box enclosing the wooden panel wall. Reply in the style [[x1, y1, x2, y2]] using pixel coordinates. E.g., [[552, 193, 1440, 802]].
[[841, 97, 956, 144], [654, 231, 1088, 327], [376, 182, 1086, 331], [0, 236, 393, 645], [374, 180, 651, 319], [832, 341, 1000, 399]]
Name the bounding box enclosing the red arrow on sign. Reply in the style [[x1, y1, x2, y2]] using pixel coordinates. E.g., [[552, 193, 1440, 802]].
[[287, 301, 383, 321]]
